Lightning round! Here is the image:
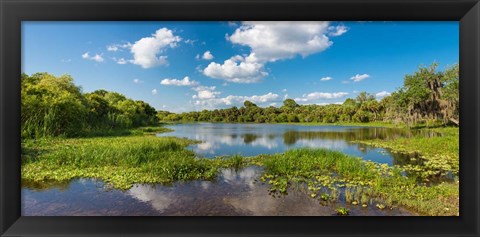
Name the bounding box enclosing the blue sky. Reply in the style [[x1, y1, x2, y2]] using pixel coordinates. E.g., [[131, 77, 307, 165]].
[[22, 21, 459, 112]]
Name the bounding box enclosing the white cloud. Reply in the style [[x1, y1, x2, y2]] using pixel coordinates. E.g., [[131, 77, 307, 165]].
[[282, 89, 287, 92], [81, 52, 104, 62], [194, 92, 280, 109], [294, 92, 349, 102], [316, 101, 344, 106], [160, 76, 199, 87], [192, 86, 221, 99], [130, 28, 181, 68], [202, 51, 214, 60], [350, 74, 370, 82], [107, 42, 132, 52], [228, 21, 332, 63], [61, 59, 72, 63], [133, 78, 144, 84], [320, 76, 332, 81], [203, 54, 267, 83], [91, 54, 104, 62], [152, 89, 158, 95], [203, 21, 341, 84], [328, 25, 349, 36], [107, 45, 119, 52], [228, 21, 239, 27], [114, 58, 127, 64], [185, 39, 197, 45], [375, 91, 391, 98]]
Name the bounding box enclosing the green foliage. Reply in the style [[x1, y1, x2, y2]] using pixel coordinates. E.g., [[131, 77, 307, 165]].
[[336, 207, 350, 216], [383, 63, 459, 126], [21, 73, 159, 138], [21, 73, 88, 138]]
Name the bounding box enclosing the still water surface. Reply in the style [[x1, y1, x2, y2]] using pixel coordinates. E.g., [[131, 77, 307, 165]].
[[23, 123, 426, 216], [158, 123, 422, 165]]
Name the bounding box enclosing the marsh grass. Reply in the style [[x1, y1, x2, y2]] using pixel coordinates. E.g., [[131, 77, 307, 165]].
[[22, 128, 219, 189], [353, 127, 459, 181], [255, 147, 458, 216]]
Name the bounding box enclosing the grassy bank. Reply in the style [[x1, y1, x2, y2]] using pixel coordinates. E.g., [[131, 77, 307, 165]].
[[22, 127, 219, 189]]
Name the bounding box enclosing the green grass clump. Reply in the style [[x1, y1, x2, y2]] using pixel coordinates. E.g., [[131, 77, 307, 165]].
[[260, 148, 379, 181], [21, 128, 219, 189], [354, 127, 459, 180], [336, 207, 350, 216], [255, 147, 458, 216]]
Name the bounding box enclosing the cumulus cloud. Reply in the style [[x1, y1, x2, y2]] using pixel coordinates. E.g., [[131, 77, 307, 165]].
[[192, 86, 221, 99], [350, 74, 370, 82], [203, 21, 342, 84], [160, 76, 199, 86], [81, 52, 104, 62], [294, 92, 348, 102], [375, 91, 391, 98], [133, 78, 144, 84], [202, 51, 214, 60], [228, 21, 332, 63], [203, 54, 267, 83], [152, 89, 158, 95], [130, 28, 181, 68], [328, 25, 349, 36], [320, 76, 332, 81]]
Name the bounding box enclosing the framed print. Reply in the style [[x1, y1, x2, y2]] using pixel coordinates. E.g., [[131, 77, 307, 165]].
[[1, 0, 479, 236]]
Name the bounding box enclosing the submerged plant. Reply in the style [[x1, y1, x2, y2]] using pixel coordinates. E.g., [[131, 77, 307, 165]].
[[336, 207, 350, 216], [321, 193, 330, 201]]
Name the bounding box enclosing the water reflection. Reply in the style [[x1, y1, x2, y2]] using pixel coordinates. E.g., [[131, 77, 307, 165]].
[[23, 167, 415, 216], [158, 123, 428, 165]]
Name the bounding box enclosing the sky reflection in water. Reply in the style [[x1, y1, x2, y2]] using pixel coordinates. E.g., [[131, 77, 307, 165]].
[[158, 123, 418, 165]]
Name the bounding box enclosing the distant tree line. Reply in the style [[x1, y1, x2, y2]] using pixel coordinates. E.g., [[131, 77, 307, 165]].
[[158, 63, 459, 127], [21, 73, 158, 138]]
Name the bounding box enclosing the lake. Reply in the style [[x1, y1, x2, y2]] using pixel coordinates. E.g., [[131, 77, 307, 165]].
[[22, 123, 425, 216], [158, 123, 422, 165]]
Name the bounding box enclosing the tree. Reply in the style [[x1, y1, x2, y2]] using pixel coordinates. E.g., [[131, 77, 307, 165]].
[[21, 73, 88, 137], [21, 73, 160, 138], [243, 100, 257, 108], [282, 99, 299, 108]]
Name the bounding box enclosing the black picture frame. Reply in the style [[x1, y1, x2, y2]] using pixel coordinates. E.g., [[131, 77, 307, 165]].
[[1, 0, 479, 236]]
